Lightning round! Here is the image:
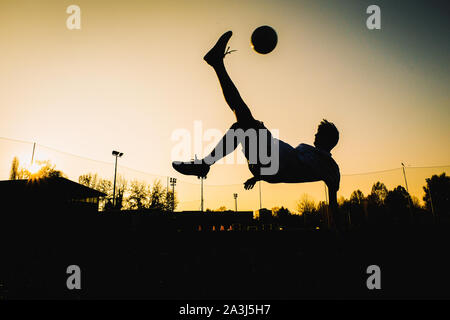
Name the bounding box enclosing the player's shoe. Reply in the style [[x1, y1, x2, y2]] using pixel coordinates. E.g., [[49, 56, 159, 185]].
[[203, 31, 236, 66], [172, 156, 210, 179]]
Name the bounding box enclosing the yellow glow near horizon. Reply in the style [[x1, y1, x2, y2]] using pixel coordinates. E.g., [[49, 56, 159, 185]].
[[27, 162, 41, 175]]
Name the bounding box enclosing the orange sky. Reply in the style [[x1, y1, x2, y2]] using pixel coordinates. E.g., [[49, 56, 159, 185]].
[[1, 0, 449, 211]]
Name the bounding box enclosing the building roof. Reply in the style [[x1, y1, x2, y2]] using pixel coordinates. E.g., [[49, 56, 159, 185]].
[[0, 177, 106, 200]]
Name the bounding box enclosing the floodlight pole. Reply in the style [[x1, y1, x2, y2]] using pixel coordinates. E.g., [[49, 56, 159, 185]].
[[112, 151, 124, 208], [170, 177, 177, 212], [200, 177, 204, 212], [259, 181, 262, 210], [113, 156, 118, 206]]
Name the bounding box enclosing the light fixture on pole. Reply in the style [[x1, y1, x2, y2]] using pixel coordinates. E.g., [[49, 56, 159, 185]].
[[112, 150, 124, 208], [170, 177, 177, 212], [233, 193, 238, 212]]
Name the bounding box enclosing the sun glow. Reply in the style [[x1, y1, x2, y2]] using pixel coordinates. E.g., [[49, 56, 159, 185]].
[[28, 162, 41, 175]]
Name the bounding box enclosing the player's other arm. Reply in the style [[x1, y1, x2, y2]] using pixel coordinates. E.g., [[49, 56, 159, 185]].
[[244, 169, 290, 189], [328, 186, 340, 229], [244, 176, 259, 190]]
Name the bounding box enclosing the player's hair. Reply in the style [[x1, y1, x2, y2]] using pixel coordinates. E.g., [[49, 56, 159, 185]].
[[316, 119, 339, 151]]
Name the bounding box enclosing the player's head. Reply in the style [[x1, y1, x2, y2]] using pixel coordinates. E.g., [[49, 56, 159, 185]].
[[314, 119, 339, 152]]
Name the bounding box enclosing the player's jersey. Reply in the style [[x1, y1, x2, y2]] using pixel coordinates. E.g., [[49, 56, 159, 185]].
[[238, 121, 340, 190], [294, 143, 340, 191]]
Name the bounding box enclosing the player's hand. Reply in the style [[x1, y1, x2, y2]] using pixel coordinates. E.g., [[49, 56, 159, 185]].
[[244, 177, 257, 190]]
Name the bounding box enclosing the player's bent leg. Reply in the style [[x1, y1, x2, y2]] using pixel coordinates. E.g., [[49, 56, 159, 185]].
[[203, 122, 242, 165], [172, 155, 210, 179], [172, 122, 242, 178]]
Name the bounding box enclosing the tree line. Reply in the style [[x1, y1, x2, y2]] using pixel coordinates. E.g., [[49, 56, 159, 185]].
[[260, 173, 449, 229], [78, 173, 178, 212], [8, 156, 178, 212], [8, 157, 448, 222]]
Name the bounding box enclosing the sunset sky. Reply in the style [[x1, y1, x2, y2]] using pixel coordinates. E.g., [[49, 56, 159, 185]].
[[0, 0, 449, 211]]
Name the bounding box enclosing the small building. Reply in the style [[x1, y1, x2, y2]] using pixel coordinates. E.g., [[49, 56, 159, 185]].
[[0, 177, 106, 213]]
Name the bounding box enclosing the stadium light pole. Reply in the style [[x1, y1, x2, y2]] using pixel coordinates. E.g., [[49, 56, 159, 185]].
[[258, 181, 262, 210], [170, 177, 177, 212], [200, 177, 204, 212], [112, 150, 124, 207], [233, 193, 238, 212]]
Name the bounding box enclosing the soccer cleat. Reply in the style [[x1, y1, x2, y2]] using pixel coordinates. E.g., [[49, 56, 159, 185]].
[[203, 31, 235, 66], [172, 156, 210, 179]]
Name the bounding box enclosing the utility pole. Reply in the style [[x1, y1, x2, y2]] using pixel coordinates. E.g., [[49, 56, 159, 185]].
[[401, 163, 409, 193], [31, 142, 36, 165], [170, 177, 177, 212], [233, 193, 238, 212], [401, 162, 414, 222], [428, 183, 437, 224]]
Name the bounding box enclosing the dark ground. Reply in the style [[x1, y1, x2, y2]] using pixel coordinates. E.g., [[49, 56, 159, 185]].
[[1, 212, 450, 300]]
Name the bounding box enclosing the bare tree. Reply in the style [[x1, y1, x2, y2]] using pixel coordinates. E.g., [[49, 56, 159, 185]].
[[115, 175, 128, 210], [297, 194, 316, 214], [9, 157, 19, 180], [127, 180, 150, 210], [163, 189, 178, 211], [367, 181, 388, 207], [350, 190, 365, 205], [97, 178, 113, 211], [149, 180, 165, 210], [11, 159, 65, 180], [78, 173, 99, 189], [423, 172, 449, 219]]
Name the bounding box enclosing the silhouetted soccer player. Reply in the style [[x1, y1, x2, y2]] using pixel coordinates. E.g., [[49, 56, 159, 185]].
[[173, 31, 341, 224]]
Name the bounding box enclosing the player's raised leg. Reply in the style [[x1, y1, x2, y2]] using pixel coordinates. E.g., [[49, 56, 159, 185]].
[[204, 31, 255, 126], [172, 31, 257, 178]]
